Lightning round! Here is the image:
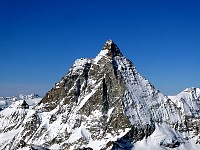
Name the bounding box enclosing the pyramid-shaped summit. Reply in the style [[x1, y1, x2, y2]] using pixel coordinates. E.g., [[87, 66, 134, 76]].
[[39, 40, 130, 110], [102, 39, 122, 57], [1, 40, 200, 150], [34, 40, 181, 149]]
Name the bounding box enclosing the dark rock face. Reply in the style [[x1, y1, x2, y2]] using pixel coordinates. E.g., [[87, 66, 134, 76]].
[[30, 145, 50, 150], [77, 147, 93, 150], [103, 40, 122, 57], [38, 59, 92, 112], [111, 123, 155, 149], [102, 78, 109, 115], [160, 139, 180, 148], [20, 100, 29, 109]]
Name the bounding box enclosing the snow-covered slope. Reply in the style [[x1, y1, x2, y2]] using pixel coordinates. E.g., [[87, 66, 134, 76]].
[[169, 88, 200, 117], [0, 40, 200, 150]]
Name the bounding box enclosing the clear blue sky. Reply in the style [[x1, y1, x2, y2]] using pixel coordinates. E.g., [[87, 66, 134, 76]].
[[0, 0, 199, 97]]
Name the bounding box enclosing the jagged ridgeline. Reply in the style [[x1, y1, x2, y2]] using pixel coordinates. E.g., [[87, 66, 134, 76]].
[[0, 40, 200, 150]]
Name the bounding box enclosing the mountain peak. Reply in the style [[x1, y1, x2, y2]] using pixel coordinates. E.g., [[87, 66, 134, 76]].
[[2, 40, 200, 150], [105, 39, 114, 45], [103, 40, 122, 56]]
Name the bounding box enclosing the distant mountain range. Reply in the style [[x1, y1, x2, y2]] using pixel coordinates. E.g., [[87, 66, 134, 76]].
[[0, 40, 199, 150], [0, 93, 41, 110]]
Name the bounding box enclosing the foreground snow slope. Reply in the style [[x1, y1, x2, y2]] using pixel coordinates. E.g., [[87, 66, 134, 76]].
[[0, 40, 200, 150]]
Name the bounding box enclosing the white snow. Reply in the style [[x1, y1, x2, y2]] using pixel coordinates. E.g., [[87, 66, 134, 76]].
[[0, 128, 21, 146], [169, 87, 200, 117], [67, 124, 91, 143], [77, 81, 101, 110], [70, 58, 92, 75], [93, 49, 109, 64], [0, 101, 6, 105], [107, 107, 114, 122], [49, 144, 61, 149], [134, 123, 200, 150]]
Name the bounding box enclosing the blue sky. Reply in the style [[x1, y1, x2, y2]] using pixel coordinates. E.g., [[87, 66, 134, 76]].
[[0, 0, 199, 96]]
